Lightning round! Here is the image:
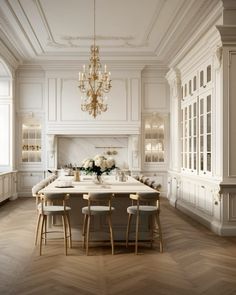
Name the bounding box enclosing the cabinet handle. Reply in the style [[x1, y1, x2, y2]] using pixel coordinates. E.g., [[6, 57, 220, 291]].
[[201, 185, 205, 188], [30, 173, 33, 176], [203, 85, 206, 88]]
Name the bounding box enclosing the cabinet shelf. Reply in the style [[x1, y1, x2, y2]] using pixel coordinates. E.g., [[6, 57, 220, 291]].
[[143, 114, 165, 163], [21, 123, 42, 163]]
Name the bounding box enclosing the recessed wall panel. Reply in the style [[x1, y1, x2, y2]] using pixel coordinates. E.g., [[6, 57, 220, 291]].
[[19, 83, 43, 110]]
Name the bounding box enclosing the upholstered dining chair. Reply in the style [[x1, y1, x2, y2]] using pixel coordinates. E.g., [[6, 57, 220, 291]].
[[36, 193, 72, 256], [126, 192, 163, 254], [82, 192, 115, 255]]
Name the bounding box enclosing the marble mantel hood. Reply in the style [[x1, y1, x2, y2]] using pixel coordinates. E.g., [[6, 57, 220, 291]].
[[46, 122, 141, 136]]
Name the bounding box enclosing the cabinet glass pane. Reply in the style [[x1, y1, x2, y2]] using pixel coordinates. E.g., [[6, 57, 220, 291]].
[[200, 153, 204, 171], [207, 135, 211, 152], [193, 76, 197, 91], [144, 114, 165, 163], [21, 123, 42, 163], [207, 65, 211, 83], [200, 71, 204, 87], [200, 116, 204, 134], [189, 80, 192, 95], [207, 95, 211, 112], [207, 114, 211, 133], [207, 153, 211, 171]]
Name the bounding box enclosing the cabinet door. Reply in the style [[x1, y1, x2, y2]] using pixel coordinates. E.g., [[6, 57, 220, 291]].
[[181, 98, 197, 174], [22, 123, 42, 163], [143, 114, 165, 164], [0, 177, 4, 202], [3, 174, 11, 198], [18, 172, 44, 196], [199, 91, 212, 176]]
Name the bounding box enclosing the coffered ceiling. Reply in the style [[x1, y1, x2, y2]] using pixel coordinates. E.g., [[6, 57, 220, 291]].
[[0, 0, 221, 66]]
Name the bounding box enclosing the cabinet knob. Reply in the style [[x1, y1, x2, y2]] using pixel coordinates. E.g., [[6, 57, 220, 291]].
[[30, 173, 33, 176]]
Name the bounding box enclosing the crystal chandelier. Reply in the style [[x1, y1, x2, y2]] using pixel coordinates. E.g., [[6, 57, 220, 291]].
[[78, 0, 112, 118]]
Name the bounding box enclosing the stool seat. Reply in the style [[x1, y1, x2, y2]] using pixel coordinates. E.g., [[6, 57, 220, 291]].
[[82, 206, 115, 215], [127, 205, 158, 214], [38, 205, 71, 215]]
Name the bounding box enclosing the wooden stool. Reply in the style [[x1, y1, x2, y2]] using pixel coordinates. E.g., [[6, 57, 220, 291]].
[[126, 192, 163, 254], [82, 192, 115, 255], [36, 193, 72, 255]]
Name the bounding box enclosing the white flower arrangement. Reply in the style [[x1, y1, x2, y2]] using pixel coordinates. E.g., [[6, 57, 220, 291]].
[[81, 155, 116, 176]]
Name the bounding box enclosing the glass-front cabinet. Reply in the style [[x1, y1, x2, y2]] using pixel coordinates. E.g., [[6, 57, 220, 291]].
[[143, 113, 165, 164], [22, 123, 41, 163], [19, 115, 43, 166], [181, 61, 212, 176]]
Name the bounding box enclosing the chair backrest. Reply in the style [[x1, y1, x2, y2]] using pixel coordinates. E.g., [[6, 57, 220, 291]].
[[87, 192, 113, 202], [138, 192, 160, 201], [84, 192, 114, 212], [130, 192, 160, 209], [40, 193, 70, 212]]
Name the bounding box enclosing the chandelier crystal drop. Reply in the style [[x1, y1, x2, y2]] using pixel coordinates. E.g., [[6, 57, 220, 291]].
[[78, 0, 112, 118]]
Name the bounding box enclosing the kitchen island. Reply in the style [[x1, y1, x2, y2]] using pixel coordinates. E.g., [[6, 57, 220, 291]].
[[39, 175, 160, 241]]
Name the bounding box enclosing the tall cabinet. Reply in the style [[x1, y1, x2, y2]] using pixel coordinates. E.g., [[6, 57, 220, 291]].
[[141, 69, 169, 195], [16, 71, 45, 197], [166, 7, 236, 235]]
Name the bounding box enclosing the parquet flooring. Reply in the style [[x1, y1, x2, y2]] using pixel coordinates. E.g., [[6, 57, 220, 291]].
[[1, 197, 236, 295]]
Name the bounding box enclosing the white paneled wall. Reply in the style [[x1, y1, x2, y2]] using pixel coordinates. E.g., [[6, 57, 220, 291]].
[[45, 70, 141, 134]]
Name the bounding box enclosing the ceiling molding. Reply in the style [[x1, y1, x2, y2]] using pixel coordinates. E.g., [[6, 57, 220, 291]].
[[0, 0, 224, 67]]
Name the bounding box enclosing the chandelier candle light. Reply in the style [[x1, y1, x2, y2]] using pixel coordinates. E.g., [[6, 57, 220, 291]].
[[78, 0, 112, 118]]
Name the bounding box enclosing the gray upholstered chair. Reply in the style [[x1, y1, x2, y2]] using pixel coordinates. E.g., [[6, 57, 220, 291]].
[[126, 192, 163, 254], [36, 193, 72, 255], [82, 192, 115, 255]]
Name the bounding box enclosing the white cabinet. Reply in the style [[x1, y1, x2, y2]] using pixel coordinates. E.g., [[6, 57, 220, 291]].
[[0, 172, 17, 203], [17, 171, 44, 197], [181, 62, 212, 176], [16, 115, 45, 197], [22, 123, 42, 163], [143, 113, 165, 163]]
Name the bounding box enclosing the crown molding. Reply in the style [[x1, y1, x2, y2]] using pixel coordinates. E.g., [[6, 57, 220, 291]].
[[169, 1, 222, 69], [216, 25, 236, 44]]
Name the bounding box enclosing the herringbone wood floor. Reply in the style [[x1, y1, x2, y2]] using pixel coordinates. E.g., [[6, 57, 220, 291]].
[[1, 197, 236, 295]]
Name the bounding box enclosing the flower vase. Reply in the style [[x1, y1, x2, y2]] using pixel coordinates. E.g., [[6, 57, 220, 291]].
[[93, 174, 103, 184]]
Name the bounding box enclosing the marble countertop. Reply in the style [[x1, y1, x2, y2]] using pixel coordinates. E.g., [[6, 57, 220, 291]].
[[40, 175, 156, 195]]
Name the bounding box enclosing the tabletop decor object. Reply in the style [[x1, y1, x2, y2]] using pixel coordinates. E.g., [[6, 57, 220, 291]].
[[81, 155, 116, 184]]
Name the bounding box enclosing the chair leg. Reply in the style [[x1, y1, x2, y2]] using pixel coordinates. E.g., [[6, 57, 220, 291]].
[[44, 216, 47, 245], [126, 213, 132, 248], [82, 214, 88, 249], [34, 213, 41, 245], [66, 213, 72, 248], [108, 214, 114, 255], [135, 213, 140, 255], [155, 213, 163, 253], [86, 215, 91, 255], [62, 214, 68, 255], [150, 215, 155, 249], [39, 215, 45, 256]]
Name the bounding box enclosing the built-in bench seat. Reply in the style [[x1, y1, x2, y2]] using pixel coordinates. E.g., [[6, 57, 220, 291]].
[[133, 175, 162, 191]]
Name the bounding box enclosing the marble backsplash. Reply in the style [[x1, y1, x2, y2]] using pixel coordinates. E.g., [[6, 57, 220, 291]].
[[57, 137, 129, 169]]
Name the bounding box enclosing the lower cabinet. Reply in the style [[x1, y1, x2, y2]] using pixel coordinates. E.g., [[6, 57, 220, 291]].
[[17, 171, 45, 197], [0, 171, 17, 203]]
